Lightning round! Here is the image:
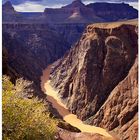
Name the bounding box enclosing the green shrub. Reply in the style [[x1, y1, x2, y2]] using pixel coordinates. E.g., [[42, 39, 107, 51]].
[[2, 76, 57, 140]]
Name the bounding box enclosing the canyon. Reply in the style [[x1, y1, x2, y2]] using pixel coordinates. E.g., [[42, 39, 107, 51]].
[[2, 0, 138, 84], [2, 0, 138, 140]]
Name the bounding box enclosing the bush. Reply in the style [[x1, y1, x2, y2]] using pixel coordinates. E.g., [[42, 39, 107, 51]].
[[2, 76, 57, 140]]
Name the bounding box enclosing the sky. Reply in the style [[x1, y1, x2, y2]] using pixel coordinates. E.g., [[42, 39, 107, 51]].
[[3, 0, 138, 12]]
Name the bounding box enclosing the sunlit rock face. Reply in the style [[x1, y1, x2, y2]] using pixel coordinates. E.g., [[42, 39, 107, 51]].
[[50, 21, 138, 140]]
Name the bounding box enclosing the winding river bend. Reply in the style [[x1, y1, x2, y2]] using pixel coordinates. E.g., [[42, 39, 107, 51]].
[[41, 65, 113, 138]]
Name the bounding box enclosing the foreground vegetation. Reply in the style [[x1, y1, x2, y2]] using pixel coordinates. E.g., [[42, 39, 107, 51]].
[[2, 76, 57, 140]]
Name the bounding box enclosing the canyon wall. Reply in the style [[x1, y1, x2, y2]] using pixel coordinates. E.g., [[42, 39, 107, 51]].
[[50, 20, 138, 140], [2, 24, 69, 98]]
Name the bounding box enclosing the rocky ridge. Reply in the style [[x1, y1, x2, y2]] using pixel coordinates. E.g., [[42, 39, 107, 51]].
[[49, 20, 138, 140], [44, 0, 138, 23], [3, 0, 138, 23]]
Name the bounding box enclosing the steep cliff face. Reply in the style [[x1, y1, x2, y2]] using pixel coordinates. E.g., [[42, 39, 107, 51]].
[[50, 20, 138, 139], [2, 24, 69, 91]]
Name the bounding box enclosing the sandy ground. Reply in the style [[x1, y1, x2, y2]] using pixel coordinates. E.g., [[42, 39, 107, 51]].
[[40, 65, 114, 138]]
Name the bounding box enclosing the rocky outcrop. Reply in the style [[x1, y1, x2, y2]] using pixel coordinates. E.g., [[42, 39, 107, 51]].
[[50, 20, 138, 140]]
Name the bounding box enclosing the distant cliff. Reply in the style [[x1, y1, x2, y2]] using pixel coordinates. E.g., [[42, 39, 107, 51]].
[[49, 20, 138, 140], [87, 2, 138, 21], [3, 0, 138, 23], [44, 1, 138, 23]]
